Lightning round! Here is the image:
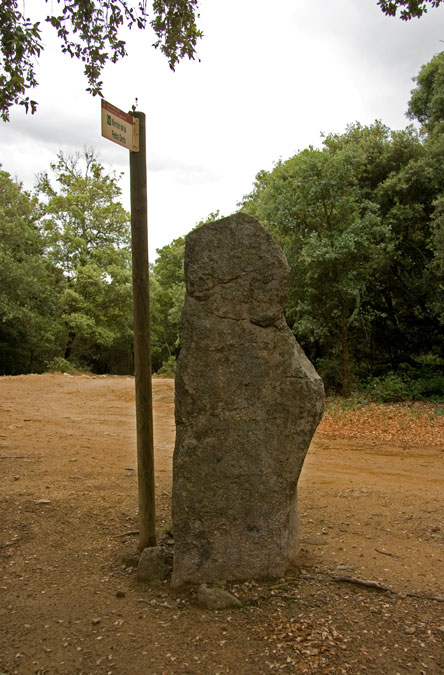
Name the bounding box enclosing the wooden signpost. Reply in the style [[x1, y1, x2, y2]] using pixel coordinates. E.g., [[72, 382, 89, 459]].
[[101, 99, 155, 551]]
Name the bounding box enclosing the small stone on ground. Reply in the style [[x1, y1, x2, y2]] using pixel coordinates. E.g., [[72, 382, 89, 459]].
[[197, 584, 242, 610]]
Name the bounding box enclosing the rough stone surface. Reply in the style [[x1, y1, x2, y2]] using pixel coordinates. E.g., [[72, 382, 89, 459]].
[[171, 213, 324, 587], [197, 584, 242, 610], [137, 546, 171, 584]]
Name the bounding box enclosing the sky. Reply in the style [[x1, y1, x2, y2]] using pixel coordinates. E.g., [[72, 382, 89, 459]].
[[2, 0, 444, 258]]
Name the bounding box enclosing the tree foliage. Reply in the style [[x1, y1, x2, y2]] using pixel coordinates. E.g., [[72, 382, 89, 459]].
[[429, 195, 444, 322], [408, 51, 444, 135], [0, 170, 64, 374], [36, 150, 134, 373], [241, 116, 444, 394], [0, 2, 42, 119], [242, 126, 394, 394], [2, 50, 444, 397], [0, 0, 202, 120], [148, 211, 222, 372], [149, 236, 185, 372], [378, 0, 443, 19], [2, 0, 443, 121]]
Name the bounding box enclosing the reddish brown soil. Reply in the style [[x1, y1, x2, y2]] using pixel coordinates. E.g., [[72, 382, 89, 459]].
[[1, 374, 443, 674]]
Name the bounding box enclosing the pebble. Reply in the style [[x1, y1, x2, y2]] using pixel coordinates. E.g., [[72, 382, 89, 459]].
[[403, 625, 416, 635], [197, 584, 242, 610]]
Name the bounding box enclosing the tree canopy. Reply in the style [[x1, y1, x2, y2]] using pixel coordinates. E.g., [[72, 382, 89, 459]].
[[0, 170, 64, 374], [36, 150, 134, 373], [408, 51, 444, 135], [0, 0, 202, 120], [2, 49, 444, 400], [242, 131, 396, 396], [378, 0, 443, 19], [2, 1, 444, 121], [0, 150, 136, 375], [240, 113, 444, 395]]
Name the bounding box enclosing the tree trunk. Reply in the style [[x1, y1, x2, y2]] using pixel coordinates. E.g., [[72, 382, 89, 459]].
[[340, 310, 352, 397], [64, 331, 76, 361]]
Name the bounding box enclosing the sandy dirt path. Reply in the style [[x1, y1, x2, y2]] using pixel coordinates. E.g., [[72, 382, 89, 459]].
[[0, 374, 443, 674]]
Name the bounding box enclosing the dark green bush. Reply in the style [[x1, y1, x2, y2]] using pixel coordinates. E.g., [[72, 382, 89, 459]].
[[314, 357, 343, 393], [362, 373, 410, 402], [361, 367, 444, 402], [158, 355, 177, 376], [45, 356, 77, 373], [409, 371, 444, 401]]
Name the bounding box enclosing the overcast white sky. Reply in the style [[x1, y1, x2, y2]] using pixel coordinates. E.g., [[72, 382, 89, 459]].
[[2, 0, 444, 257]]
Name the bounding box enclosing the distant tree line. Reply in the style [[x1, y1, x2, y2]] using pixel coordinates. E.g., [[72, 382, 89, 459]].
[[246, 51, 444, 398], [0, 150, 134, 375], [241, 115, 444, 397], [1, 52, 444, 399], [152, 51, 444, 399]]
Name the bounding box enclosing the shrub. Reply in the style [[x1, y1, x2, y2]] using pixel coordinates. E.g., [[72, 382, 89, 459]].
[[409, 371, 444, 401], [158, 355, 177, 376], [363, 373, 410, 402], [314, 357, 343, 393], [46, 356, 77, 373]]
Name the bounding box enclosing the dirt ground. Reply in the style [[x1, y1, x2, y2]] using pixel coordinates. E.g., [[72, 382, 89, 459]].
[[1, 373, 443, 675]]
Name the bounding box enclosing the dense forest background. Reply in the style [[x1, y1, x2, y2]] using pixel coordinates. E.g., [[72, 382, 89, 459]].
[[1, 52, 444, 400]]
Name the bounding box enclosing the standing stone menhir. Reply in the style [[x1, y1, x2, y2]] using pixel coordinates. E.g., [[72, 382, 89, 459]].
[[171, 213, 324, 587]]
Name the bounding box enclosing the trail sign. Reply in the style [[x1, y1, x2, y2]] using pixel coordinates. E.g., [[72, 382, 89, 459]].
[[100, 100, 155, 551], [101, 99, 139, 152]]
